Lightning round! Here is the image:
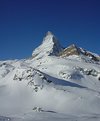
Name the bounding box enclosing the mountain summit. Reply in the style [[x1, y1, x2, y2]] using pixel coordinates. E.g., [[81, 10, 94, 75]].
[[32, 31, 63, 58], [0, 31, 100, 121], [59, 44, 100, 62], [32, 31, 100, 62]]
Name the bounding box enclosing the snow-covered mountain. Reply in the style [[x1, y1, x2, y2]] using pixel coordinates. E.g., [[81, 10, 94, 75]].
[[59, 44, 100, 62], [32, 31, 63, 58], [0, 32, 100, 121]]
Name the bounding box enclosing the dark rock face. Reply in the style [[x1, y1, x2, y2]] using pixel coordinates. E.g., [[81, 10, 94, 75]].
[[83, 51, 100, 62]]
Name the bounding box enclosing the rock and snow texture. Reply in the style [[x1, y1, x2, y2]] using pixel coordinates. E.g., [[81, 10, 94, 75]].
[[0, 32, 100, 121], [32, 31, 63, 59], [59, 44, 100, 62]]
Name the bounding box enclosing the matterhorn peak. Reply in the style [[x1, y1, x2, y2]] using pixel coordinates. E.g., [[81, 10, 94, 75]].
[[46, 31, 53, 36], [32, 31, 63, 59], [42, 31, 58, 44]]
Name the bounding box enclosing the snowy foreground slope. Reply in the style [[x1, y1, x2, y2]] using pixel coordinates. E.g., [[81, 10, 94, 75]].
[[0, 32, 100, 121]]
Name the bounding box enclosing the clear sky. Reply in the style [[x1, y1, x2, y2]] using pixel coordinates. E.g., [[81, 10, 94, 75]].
[[0, 0, 100, 60]]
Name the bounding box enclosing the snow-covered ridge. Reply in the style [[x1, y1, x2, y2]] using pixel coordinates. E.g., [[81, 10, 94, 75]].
[[32, 31, 63, 59], [59, 44, 100, 62], [0, 31, 100, 121], [32, 31, 100, 63]]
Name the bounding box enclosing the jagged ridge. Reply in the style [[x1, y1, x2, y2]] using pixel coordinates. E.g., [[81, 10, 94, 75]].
[[32, 31, 100, 63], [59, 44, 100, 62], [32, 31, 63, 59], [0, 31, 100, 119]]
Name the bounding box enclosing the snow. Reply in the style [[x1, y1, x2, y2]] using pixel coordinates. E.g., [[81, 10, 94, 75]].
[[0, 32, 100, 120], [32, 31, 63, 59], [0, 112, 100, 121]]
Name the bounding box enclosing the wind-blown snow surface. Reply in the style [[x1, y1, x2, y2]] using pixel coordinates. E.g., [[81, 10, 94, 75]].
[[0, 32, 100, 121], [0, 55, 100, 121]]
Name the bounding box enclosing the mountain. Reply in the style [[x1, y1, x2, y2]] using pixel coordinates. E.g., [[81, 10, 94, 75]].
[[32, 31, 63, 59], [59, 44, 100, 62], [0, 32, 100, 121]]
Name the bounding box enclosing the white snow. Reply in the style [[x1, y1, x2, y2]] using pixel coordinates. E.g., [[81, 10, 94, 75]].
[[0, 32, 100, 121], [32, 31, 63, 59]]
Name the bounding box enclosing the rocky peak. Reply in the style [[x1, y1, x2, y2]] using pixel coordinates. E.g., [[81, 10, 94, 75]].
[[32, 31, 63, 59], [59, 44, 100, 62], [59, 44, 81, 57], [42, 31, 59, 45], [46, 31, 53, 36]]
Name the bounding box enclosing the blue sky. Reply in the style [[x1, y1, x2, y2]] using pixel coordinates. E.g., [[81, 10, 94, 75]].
[[0, 0, 100, 59]]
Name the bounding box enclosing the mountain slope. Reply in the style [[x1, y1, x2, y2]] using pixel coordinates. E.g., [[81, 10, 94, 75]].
[[0, 32, 100, 121], [59, 44, 100, 63], [32, 31, 63, 59]]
